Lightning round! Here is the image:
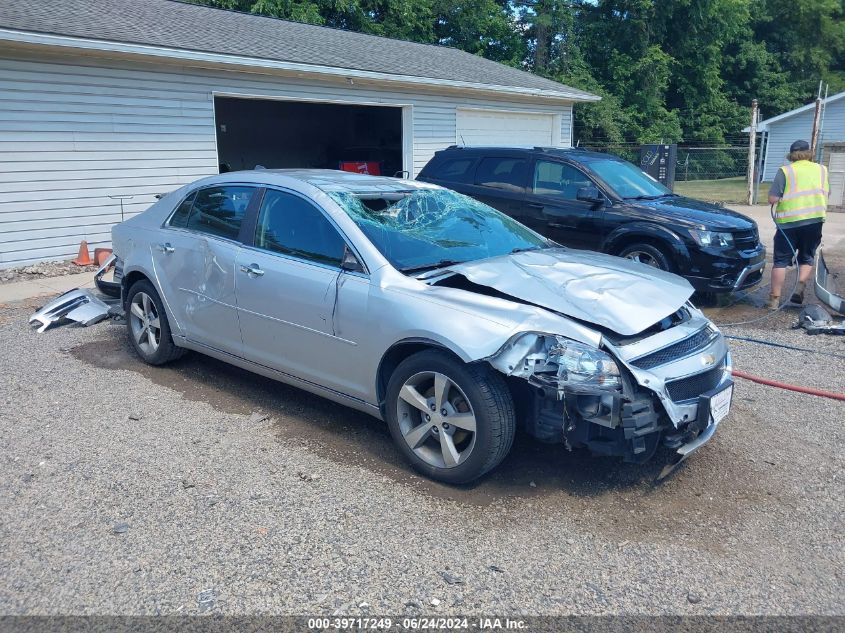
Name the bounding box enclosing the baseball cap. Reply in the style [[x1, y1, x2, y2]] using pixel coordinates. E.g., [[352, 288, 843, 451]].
[[790, 140, 810, 152]]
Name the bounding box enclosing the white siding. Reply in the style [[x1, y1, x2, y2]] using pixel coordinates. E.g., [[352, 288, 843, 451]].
[[0, 49, 574, 268], [762, 98, 845, 181]]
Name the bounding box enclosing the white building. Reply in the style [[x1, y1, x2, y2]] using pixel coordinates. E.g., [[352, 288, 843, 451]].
[[0, 0, 598, 268], [750, 90, 845, 182]]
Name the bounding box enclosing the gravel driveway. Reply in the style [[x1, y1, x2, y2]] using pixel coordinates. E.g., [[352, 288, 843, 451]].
[[0, 295, 842, 617]]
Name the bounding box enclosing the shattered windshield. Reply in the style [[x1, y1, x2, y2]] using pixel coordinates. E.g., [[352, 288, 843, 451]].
[[330, 189, 550, 273], [589, 159, 672, 200]]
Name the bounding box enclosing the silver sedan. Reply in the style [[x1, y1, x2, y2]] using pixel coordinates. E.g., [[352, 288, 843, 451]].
[[112, 169, 733, 483]]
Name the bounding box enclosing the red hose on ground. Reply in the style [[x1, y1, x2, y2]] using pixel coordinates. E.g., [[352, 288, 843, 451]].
[[732, 369, 845, 402]]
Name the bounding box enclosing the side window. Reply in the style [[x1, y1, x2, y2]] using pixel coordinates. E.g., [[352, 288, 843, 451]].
[[184, 185, 256, 240], [168, 191, 196, 228], [474, 157, 528, 192], [435, 158, 475, 183], [532, 161, 593, 199], [255, 189, 346, 267]]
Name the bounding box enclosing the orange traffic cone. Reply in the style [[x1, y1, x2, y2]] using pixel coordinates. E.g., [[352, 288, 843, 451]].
[[94, 248, 113, 266], [72, 240, 94, 266]]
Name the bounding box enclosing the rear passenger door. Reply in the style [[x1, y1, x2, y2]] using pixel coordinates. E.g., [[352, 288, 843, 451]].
[[460, 155, 529, 221], [525, 159, 605, 251], [153, 184, 257, 356]]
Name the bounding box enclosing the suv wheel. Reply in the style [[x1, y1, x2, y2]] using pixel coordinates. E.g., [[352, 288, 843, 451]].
[[126, 280, 184, 366], [385, 350, 515, 484], [618, 243, 673, 271]]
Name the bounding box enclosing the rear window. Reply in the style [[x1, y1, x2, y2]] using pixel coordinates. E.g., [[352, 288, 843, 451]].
[[474, 157, 528, 192], [433, 157, 475, 183], [183, 185, 257, 241], [168, 191, 197, 228]]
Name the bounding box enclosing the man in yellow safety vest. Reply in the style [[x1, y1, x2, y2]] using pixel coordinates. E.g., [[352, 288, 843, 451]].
[[767, 139, 829, 309]]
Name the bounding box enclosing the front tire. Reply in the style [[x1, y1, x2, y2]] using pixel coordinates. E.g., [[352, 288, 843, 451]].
[[618, 242, 673, 272], [385, 350, 515, 484], [126, 279, 184, 366]]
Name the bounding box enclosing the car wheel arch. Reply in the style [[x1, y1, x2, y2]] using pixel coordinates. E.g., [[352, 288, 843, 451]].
[[604, 225, 689, 263], [122, 269, 153, 307], [121, 266, 183, 336], [376, 338, 471, 412]]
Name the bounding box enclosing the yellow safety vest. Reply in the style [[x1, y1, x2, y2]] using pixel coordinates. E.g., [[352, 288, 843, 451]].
[[775, 160, 829, 225]]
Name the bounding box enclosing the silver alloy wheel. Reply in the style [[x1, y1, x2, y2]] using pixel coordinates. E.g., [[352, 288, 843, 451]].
[[129, 291, 161, 356], [396, 371, 477, 469], [624, 250, 660, 268]]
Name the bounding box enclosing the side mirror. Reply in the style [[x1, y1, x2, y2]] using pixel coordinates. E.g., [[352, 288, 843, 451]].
[[341, 246, 365, 273], [576, 186, 604, 204]]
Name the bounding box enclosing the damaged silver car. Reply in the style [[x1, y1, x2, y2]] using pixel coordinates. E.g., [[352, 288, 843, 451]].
[[111, 170, 733, 483]]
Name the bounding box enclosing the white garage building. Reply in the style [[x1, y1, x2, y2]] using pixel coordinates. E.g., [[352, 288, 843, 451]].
[[0, 0, 598, 268]]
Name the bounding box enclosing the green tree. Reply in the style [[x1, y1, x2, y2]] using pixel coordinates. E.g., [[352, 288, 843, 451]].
[[752, 0, 845, 98], [432, 0, 525, 64]]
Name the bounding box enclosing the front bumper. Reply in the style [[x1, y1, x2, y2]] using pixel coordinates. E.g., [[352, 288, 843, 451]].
[[685, 244, 767, 293], [520, 310, 732, 469]]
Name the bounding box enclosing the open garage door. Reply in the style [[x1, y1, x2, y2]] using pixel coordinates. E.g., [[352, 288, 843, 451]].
[[214, 96, 405, 176], [457, 108, 559, 147]]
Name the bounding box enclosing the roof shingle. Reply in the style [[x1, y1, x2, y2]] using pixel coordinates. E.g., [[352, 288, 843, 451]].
[[0, 0, 598, 100]]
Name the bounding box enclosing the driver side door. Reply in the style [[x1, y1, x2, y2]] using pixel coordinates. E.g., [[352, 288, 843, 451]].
[[235, 188, 372, 401], [525, 159, 605, 251]]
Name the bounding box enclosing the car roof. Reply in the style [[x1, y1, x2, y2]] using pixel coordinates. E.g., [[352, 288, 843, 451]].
[[205, 168, 440, 194], [436, 146, 616, 162]]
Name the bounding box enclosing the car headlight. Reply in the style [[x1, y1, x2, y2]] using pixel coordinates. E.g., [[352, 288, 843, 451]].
[[690, 229, 734, 248], [549, 336, 621, 389]]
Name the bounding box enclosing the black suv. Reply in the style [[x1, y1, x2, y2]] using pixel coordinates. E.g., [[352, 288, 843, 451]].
[[418, 146, 766, 293]]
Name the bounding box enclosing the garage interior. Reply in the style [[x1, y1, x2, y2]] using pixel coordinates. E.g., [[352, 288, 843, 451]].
[[214, 96, 404, 176]]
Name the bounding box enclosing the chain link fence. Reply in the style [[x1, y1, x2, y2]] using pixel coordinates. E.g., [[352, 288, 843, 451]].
[[578, 143, 755, 181]]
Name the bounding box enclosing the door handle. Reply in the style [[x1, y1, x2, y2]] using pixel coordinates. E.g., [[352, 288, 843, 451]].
[[157, 242, 175, 254], [527, 202, 544, 209], [240, 263, 265, 277]]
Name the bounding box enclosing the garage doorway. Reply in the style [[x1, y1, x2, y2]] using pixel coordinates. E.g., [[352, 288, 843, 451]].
[[214, 96, 406, 176]]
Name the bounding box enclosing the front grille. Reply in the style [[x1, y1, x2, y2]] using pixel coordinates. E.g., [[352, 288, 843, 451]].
[[631, 327, 716, 370], [734, 229, 759, 249], [665, 363, 726, 402]]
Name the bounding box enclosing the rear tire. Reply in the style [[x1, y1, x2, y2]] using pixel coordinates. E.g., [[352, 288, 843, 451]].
[[385, 350, 515, 484], [126, 279, 184, 366], [618, 242, 673, 272]]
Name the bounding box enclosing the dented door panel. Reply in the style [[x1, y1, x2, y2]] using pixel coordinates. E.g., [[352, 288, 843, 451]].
[[151, 231, 243, 356]]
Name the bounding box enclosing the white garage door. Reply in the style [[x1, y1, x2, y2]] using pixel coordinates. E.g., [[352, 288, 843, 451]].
[[456, 108, 558, 147]]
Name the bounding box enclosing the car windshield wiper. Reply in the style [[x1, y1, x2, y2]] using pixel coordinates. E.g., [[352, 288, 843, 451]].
[[399, 259, 465, 274], [625, 193, 675, 200]]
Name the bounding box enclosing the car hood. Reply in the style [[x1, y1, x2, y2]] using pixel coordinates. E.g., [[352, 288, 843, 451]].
[[442, 248, 694, 336], [627, 196, 757, 231]]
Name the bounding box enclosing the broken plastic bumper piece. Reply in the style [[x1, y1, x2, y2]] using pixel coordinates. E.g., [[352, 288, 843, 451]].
[[94, 253, 122, 298], [658, 379, 733, 480], [29, 288, 111, 333]]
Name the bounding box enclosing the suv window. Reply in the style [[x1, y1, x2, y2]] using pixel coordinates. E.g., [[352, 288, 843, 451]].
[[434, 157, 475, 183], [184, 185, 256, 240], [533, 160, 593, 199], [474, 157, 528, 192], [255, 189, 346, 267]]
